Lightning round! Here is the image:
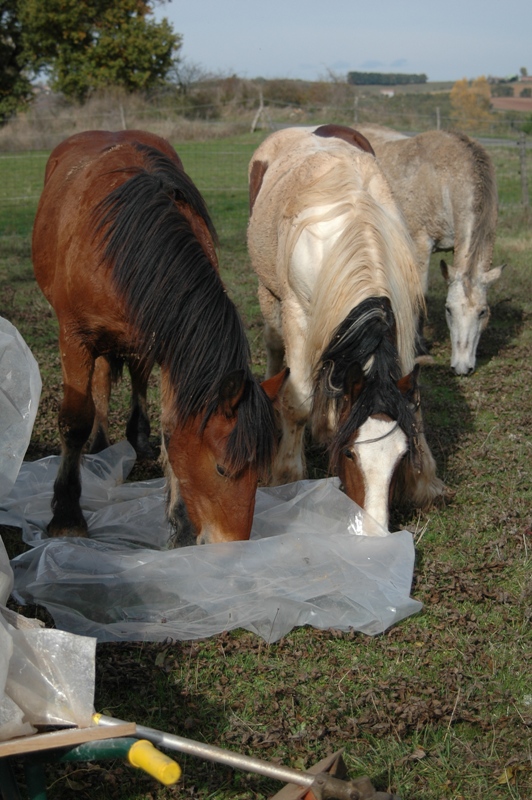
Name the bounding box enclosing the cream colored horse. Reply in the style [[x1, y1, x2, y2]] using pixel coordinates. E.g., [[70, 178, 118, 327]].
[[356, 125, 503, 375], [248, 125, 447, 532]]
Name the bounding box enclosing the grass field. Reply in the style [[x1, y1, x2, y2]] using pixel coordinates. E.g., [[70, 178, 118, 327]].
[[0, 136, 531, 800]]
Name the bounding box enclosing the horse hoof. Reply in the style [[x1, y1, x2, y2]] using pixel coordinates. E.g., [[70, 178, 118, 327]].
[[135, 443, 155, 461], [47, 516, 88, 538], [440, 485, 456, 505], [127, 432, 155, 460], [47, 526, 88, 538], [89, 430, 111, 454]]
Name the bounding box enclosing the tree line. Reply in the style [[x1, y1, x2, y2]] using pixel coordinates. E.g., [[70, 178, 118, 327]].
[[0, 0, 181, 122], [347, 72, 428, 86]]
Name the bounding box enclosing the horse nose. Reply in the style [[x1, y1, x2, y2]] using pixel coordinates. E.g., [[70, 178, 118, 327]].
[[451, 364, 475, 376]]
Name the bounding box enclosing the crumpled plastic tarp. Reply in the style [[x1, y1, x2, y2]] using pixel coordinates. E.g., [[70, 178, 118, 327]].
[[0, 316, 41, 498], [1, 442, 422, 644], [0, 319, 95, 741]]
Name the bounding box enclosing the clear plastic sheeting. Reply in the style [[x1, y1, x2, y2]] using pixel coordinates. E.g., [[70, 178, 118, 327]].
[[0, 538, 96, 741], [1, 443, 422, 644], [0, 317, 42, 499]]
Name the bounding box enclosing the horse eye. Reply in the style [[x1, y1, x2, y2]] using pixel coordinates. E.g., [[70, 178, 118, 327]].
[[445, 305, 452, 317], [478, 307, 488, 318], [216, 464, 227, 477], [342, 448, 354, 461]]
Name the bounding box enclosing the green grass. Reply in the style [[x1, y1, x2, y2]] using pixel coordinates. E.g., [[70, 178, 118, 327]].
[[0, 151, 47, 236], [175, 134, 262, 192], [1, 139, 531, 800], [489, 146, 532, 206]]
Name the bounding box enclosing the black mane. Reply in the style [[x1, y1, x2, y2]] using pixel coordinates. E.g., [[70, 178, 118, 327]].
[[94, 143, 276, 476], [313, 296, 418, 465]]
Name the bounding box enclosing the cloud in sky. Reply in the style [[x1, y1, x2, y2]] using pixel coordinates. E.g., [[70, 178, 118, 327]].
[[391, 59, 409, 69], [360, 61, 386, 70]]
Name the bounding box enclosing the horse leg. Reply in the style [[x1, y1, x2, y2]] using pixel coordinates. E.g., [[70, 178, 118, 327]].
[[413, 240, 433, 358], [49, 337, 95, 537], [89, 356, 112, 453], [126, 357, 153, 459], [271, 381, 310, 485], [269, 301, 312, 485], [258, 282, 285, 378], [415, 312, 431, 358]]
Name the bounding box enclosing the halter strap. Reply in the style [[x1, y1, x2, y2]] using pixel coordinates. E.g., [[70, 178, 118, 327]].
[[354, 421, 400, 446]]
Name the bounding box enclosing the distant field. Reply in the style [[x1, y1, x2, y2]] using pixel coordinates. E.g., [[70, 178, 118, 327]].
[[491, 96, 532, 112]]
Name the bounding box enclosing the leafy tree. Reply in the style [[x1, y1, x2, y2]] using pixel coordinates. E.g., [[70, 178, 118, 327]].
[[166, 57, 215, 96], [19, 0, 182, 101], [347, 71, 427, 86], [522, 114, 532, 135], [0, 0, 34, 122], [491, 84, 514, 98], [450, 76, 494, 130]]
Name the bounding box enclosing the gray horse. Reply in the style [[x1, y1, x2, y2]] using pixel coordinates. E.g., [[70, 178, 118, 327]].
[[356, 125, 504, 375]]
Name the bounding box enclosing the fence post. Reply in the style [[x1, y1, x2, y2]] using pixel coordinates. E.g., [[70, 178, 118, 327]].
[[250, 90, 264, 133], [519, 131, 529, 208]]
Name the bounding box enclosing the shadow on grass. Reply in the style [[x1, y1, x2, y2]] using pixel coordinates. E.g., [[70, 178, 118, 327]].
[[475, 297, 525, 367]]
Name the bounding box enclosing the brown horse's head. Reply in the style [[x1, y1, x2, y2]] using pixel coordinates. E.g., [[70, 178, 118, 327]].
[[163, 368, 288, 546], [335, 369, 420, 532]]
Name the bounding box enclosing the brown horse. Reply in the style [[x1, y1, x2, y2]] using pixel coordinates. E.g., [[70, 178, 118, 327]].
[[248, 125, 447, 532], [356, 125, 504, 375], [33, 130, 286, 546]]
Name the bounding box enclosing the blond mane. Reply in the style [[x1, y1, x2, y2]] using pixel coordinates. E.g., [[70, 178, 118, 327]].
[[277, 150, 424, 373]]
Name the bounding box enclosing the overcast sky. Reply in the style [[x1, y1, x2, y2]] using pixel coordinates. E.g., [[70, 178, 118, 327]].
[[153, 0, 530, 83]]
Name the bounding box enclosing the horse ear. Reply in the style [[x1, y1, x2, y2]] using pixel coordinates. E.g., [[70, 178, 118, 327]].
[[440, 259, 458, 283], [249, 159, 268, 214], [482, 263, 506, 286], [261, 367, 289, 403], [397, 364, 420, 407], [343, 362, 365, 404], [313, 124, 375, 156], [219, 369, 247, 417]]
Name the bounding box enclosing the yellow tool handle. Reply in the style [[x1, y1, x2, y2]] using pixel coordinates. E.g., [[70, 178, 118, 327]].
[[128, 739, 181, 786]]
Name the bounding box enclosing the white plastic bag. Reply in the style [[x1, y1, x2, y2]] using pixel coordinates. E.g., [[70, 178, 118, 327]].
[[0, 537, 96, 740], [0, 317, 41, 499]]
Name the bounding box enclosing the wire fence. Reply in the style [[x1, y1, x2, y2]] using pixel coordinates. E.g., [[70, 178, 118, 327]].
[[0, 143, 257, 237], [0, 120, 529, 238]]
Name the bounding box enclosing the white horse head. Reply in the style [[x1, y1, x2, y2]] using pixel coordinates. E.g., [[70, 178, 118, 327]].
[[441, 259, 505, 375]]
